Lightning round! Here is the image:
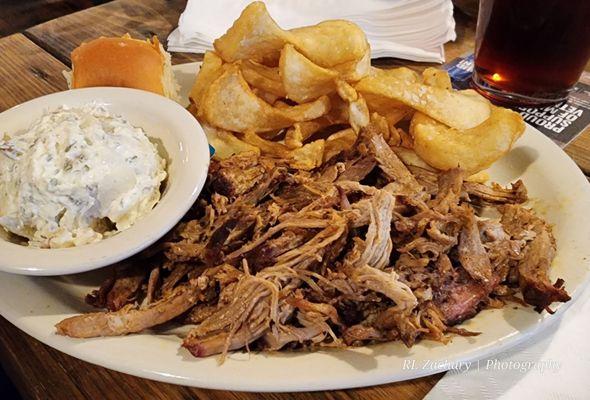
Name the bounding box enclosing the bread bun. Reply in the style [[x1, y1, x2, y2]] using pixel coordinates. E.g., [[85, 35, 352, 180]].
[[71, 35, 178, 100]]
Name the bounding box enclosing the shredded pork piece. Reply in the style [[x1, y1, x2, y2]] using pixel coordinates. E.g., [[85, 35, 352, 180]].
[[343, 325, 385, 345], [432, 168, 463, 213], [500, 206, 571, 311], [208, 151, 267, 197], [184, 301, 271, 358], [518, 229, 570, 312], [409, 165, 528, 205], [457, 206, 493, 286], [343, 189, 418, 312], [337, 156, 376, 182], [353, 190, 395, 270], [56, 283, 200, 338], [103, 266, 146, 311], [464, 180, 528, 205], [263, 325, 326, 350], [160, 263, 193, 294], [352, 265, 418, 312], [57, 134, 569, 360], [85, 274, 115, 309], [368, 134, 423, 195], [434, 277, 489, 325], [145, 266, 160, 304]]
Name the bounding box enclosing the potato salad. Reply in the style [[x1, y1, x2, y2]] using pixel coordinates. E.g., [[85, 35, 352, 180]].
[[0, 103, 167, 248]]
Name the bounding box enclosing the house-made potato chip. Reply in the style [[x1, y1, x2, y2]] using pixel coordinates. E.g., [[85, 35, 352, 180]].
[[201, 66, 331, 133]]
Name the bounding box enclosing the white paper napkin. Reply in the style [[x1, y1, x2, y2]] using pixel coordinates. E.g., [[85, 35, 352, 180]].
[[425, 286, 590, 400], [167, 0, 456, 63]]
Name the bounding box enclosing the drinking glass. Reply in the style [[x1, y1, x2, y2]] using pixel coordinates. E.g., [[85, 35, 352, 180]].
[[472, 0, 590, 106]]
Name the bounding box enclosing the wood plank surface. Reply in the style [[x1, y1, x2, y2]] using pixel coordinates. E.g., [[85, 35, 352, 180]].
[[26, 0, 200, 65], [0, 34, 68, 112], [563, 74, 590, 175], [565, 131, 590, 175], [0, 0, 110, 38]]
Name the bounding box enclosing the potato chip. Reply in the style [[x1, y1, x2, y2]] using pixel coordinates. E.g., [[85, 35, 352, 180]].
[[284, 124, 304, 149], [410, 106, 525, 174], [213, 2, 293, 64], [335, 80, 358, 102], [203, 124, 260, 159], [240, 59, 286, 97], [333, 80, 369, 133], [242, 130, 290, 157], [298, 118, 333, 139], [362, 90, 413, 130], [315, 93, 347, 125], [290, 20, 369, 68], [466, 170, 490, 184], [332, 49, 371, 82], [397, 127, 413, 148], [250, 87, 281, 106], [355, 75, 491, 130], [242, 130, 325, 170], [213, 2, 368, 71], [272, 99, 290, 109], [368, 112, 392, 143], [280, 44, 338, 103], [461, 88, 490, 102], [391, 146, 436, 172], [362, 92, 404, 112], [284, 118, 332, 149], [394, 145, 495, 184], [189, 51, 224, 108], [201, 65, 331, 132], [361, 70, 414, 119], [422, 67, 452, 90], [324, 128, 357, 162], [348, 96, 370, 133], [257, 128, 286, 141], [369, 66, 419, 83], [384, 107, 413, 128], [288, 139, 325, 170]]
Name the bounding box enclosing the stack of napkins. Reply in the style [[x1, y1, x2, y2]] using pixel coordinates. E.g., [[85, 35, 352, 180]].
[[168, 0, 456, 63]]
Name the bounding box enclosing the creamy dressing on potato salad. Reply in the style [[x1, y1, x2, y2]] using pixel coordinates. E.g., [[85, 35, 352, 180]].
[[0, 103, 167, 248]]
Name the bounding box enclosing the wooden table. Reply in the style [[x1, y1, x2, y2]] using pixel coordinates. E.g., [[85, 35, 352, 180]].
[[0, 1, 588, 399], [0, 0, 110, 37]]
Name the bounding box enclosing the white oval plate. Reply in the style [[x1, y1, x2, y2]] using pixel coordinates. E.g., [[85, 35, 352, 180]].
[[0, 87, 210, 275], [0, 63, 589, 392]]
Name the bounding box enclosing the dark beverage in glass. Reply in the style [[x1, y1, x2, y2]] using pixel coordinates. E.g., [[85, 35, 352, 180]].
[[473, 0, 590, 105]]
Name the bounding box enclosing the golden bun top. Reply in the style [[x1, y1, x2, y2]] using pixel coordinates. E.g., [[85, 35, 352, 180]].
[[71, 35, 165, 95]]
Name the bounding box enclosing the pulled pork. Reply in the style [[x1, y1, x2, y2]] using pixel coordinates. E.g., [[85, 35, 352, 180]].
[[56, 127, 569, 360]]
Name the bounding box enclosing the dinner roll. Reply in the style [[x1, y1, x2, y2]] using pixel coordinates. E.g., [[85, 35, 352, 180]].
[[71, 34, 178, 100]]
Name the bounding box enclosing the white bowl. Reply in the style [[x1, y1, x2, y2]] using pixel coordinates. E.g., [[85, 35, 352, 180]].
[[0, 87, 210, 275]]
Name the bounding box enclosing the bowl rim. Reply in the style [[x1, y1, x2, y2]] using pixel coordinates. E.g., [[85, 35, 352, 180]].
[[0, 87, 210, 276]]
